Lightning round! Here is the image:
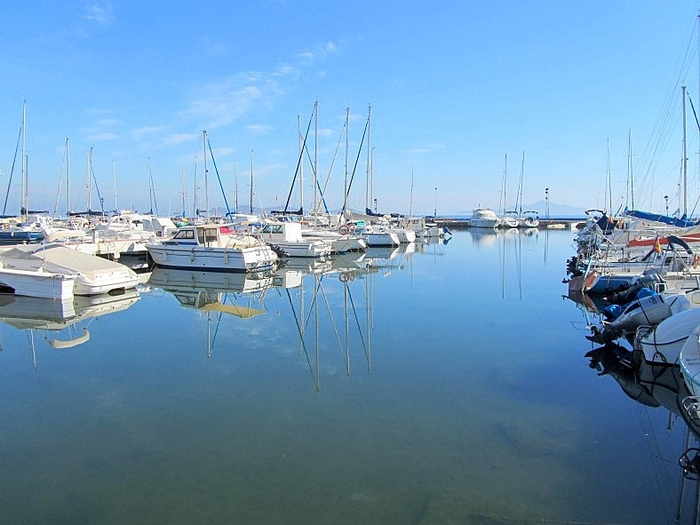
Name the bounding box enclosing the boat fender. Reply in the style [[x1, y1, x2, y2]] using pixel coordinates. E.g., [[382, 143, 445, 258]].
[[338, 225, 350, 235]]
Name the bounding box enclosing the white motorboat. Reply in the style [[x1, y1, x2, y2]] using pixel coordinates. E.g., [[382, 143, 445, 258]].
[[301, 224, 367, 253], [470, 207, 499, 228], [680, 325, 700, 396], [260, 222, 332, 258], [586, 291, 688, 344], [635, 306, 700, 364], [146, 223, 278, 272], [0, 265, 76, 300], [0, 243, 139, 296], [360, 224, 400, 247]]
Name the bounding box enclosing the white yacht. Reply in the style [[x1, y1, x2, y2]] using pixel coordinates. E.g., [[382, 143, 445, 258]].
[[470, 208, 499, 228], [146, 223, 278, 272]]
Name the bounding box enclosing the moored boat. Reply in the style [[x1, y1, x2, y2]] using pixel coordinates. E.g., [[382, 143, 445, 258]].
[[469, 207, 499, 228], [146, 223, 278, 272], [0, 243, 139, 296]]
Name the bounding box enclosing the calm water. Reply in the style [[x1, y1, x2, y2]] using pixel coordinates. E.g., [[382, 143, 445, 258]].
[[0, 228, 696, 524]]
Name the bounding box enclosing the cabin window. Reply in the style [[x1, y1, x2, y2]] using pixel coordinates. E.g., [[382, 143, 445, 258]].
[[204, 229, 218, 245], [174, 229, 194, 240]]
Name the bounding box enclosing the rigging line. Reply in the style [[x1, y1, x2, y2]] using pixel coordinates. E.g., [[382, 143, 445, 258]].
[[317, 282, 344, 360], [346, 283, 369, 365], [206, 137, 232, 218], [283, 108, 315, 213], [301, 143, 331, 214], [301, 274, 324, 332], [319, 119, 347, 213], [284, 287, 315, 381], [341, 116, 369, 214], [3, 124, 22, 216]]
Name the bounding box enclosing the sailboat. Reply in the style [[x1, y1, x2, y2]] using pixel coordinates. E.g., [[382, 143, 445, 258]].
[[498, 154, 519, 228], [514, 152, 539, 228], [0, 100, 45, 245]]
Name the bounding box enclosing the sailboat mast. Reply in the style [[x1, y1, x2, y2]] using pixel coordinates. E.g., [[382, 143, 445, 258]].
[[298, 114, 304, 216], [233, 160, 239, 214], [66, 138, 71, 215], [518, 151, 525, 217], [366, 104, 372, 211], [682, 85, 688, 218], [626, 129, 634, 210], [313, 100, 318, 222], [605, 139, 611, 213], [21, 100, 27, 219], [87, 147, 93, 212], [249, 150, 254, 214], [203, 130, 209, 221], [343, 107, 349, 214], [112, 159, 117, 212]]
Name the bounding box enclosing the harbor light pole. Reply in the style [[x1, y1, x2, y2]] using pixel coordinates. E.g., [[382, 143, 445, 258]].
[[664, 195, 669, 216], [434, 187, 437, 217], [545, 187, 549, 219]]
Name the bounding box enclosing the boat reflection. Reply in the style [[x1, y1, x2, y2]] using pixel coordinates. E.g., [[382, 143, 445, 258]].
[[147, 268, 273, 357], [145, 245, 421, 389], [0, 289, 140, 365], [278, 251, 376, 391], [586, 343, 700, 523]]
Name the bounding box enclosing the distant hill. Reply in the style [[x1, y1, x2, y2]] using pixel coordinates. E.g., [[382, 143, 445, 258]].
[[524, 200, 587, 219]]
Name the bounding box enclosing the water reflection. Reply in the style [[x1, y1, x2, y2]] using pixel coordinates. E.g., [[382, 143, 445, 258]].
[[0, 289, 140, 366], [586, 343, 700, 524]]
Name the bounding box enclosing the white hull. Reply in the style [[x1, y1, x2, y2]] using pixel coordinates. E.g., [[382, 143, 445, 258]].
[[470, 208, 499, 229], [635, 307, 700, 364], [148, 267, 273, 293], [680, 326, 700, 396], [0, 243, 139, 296], [0, 267, 76, 300], [148, 244, 276, 272]]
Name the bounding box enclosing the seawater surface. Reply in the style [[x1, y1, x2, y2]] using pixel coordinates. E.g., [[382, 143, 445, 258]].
[[0, 228, 695, 524]]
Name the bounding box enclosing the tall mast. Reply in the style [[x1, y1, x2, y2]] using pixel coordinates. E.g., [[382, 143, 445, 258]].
[[682, 85, 688, 218], [202, 131, 209, 220], [605, 139, 611, 213], [87, 147, 93, 212], [249, 150, 254, 214], [366, 104, 372, 210], [112, 159, 118, 211], [233, 160, 238, 214], [298, 114, 304, 215], [66, 138, 71, 215], [343, 107, 349, 214], [626, 129, 634, 210], [313, 100, 318, 221], [21, 100, 27, 219]]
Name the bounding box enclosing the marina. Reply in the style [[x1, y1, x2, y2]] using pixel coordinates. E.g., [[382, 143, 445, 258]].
[[1, 228, 698, 524]]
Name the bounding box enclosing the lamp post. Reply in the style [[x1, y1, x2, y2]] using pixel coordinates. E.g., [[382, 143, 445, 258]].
[[434, 187, 437, 217], [545, 187, 549, 219], [664, 195, 669, 216]]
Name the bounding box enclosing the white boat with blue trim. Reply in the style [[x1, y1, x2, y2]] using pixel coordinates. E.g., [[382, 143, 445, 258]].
[[146, 223, 278, 272]]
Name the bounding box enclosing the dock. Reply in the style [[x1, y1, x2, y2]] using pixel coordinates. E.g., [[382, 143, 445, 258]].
[[436, 218, 583, 230]]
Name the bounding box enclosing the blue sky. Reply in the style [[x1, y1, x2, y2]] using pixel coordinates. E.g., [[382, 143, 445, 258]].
[[2, 1, 700, 218]]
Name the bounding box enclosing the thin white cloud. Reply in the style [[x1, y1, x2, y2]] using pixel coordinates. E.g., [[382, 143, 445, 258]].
[[87, 132, 118, 142], [408, 143, 445, 155], [83, 2, 114, 26], [162, 133, 199, 146], [131, 126, 164, 139], [246, 124, 272, 135]]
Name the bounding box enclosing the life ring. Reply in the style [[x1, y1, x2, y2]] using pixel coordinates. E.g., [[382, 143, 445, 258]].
[[338, 224, 350, 235]]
